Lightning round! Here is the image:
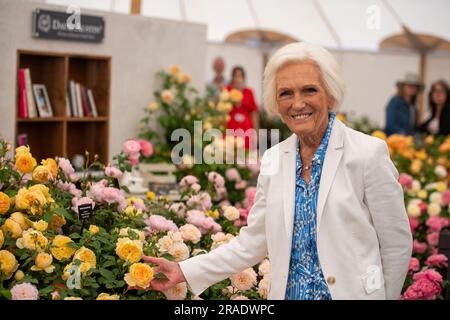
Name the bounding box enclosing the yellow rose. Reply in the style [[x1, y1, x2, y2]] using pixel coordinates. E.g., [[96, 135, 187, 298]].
[[15, 153, 37, 174], [30, 252, 55, 273], [33, 220, 48, 232], [49, 214, 66, 230], [407, 203, 421, 218], [89, 225, 100, 235], [371, 130, 386, 141], [417, 190, 428, 200], [424, 135, 434, 145], [217, 101, 233, 113], [50, 235, 76, 261], [0, 192, 11, 215], [115, 237, 143, 263], [118, 228, 145, 242], [15, 185, 54, 216], [41, 158, 58, 178], [14, 270, 24, 281], [124, 205, 142, 217], [96, 293, 120, 300], [73, 247, 96, 271], [168, 64, 180, 75], [2, 218, 24, 238], [206, 209, 219, 219], [146, 192, 155, 202], [16, 229, 48, 251], [64, 297, 83, 300], [148, 101, 159, 111], [410, 160, 422, 175], [219, 90, 230, 102], [161, 90, 174, 104], [32, 165, 51, 183], [28, 184, 53, 203], [230, 89, 243, 104], [0, 250, 19, 278], [10, 212, 29, 230], [427, 203, 442, 217], [414, 150, 427, 161], [15, 145, 31, 159], [435, 182, 447, 193], [0, 230, 4, 249], [124, 263, 154, 288]]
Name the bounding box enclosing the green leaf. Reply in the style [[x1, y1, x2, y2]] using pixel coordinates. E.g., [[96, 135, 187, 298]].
[[160, 253, 175, 261], [0, 289, 12, 300], [69, 233, 81, 239], [99, 269, 115, 280]]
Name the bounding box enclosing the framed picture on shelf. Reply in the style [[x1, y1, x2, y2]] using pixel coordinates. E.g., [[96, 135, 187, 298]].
[[32, 84, 53, 117]]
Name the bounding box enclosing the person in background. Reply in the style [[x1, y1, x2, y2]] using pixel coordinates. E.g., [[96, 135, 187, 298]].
[[419, 79, 450, 135], [207, 56, 227, 98], [226, 66, 260, 149], [384, 73, 424, 136]]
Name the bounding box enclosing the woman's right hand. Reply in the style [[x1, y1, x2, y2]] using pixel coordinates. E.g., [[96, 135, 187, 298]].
[[128, 256, 186, 292]]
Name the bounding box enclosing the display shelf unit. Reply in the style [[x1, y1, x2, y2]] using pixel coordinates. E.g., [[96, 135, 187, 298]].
[[15, 50, 111, 163]]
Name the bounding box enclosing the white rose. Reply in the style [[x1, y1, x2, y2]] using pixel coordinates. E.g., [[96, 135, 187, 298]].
[[412, 180, 421, 192], [258, 276, 270, 299], [168, 242, 190, 262], [230, 268, 257, 291], [434, 165, 447, 179], [157, 235, 173, 253], [429, 192, 443, 205], [258, 259, 270, 276], [427, 203, 442, 217], [223, 206, 240, 221], [163, 282, 187, 300], [179, 224, 201, 244]]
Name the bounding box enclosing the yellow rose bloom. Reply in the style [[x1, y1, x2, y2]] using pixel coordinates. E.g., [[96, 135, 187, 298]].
[[124, 205, 142, 217], [424, 135, 434, 145], [89, 225, 100, 235], [32, 165, 51, 183], [15, 153, 37, 174], [0, 192, 11, 215], [32, 220, 48, 232], [11, 211, 28, 229], [414, 150, 427, 161], [2, 218, 24, 238], [15, 185, 54, 216], [417, 190, 428, 200], [16, 229, 48, 251], [230, 89, 243, 104], [146, 192, 155, 202], [49, 214, 66, 230], [217, 101, 233, 113], [168, 64, 180, 75], [371, 130, 386, 141], [14, 270, 24, 281], [50, 235, 76, 261], [96, 293, 120, 300], [28, 184, 53, 203], [41, 158, 58, 178], [0, 250, 19, 278], [124, 263, 154, 288], [206, 209, 219, 219], [15, 145, 31, 159], [64, 297, 83, 300], [410, 160, 422, 175], [435, 182, 447, 193], [115, 237, 143, 263], [148, 101, 159, 111], [127, 196, 145, 207], [30, 252, 55, 273], [73, 247, 96, 271], [0, 230, 4, 249]]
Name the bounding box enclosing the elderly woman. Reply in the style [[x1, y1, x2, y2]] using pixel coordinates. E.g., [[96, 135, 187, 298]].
[[137, 43, 412, 300]]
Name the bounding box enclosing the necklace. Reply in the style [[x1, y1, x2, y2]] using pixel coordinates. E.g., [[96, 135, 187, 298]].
[[303, 163, 312, 171]]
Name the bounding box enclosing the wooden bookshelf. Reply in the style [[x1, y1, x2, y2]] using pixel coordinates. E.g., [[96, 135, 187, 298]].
[[15, 50, 111, 163]]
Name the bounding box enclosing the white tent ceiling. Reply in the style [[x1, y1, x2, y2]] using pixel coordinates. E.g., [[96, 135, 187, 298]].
[[45, 0, 450, 52]]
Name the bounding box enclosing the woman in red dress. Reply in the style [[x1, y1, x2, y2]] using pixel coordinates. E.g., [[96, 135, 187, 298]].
[[226, 66, 259, 149]]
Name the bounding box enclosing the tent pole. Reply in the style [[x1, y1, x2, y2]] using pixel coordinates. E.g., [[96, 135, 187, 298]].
[[418, 52, 427, 124], [131, 0, 142, 15]]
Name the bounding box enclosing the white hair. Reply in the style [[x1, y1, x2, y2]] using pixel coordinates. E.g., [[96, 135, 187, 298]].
[[263, 42, 346, 114]]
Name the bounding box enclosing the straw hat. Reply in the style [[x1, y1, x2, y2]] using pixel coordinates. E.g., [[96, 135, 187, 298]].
[[396, 73, 424, 89]]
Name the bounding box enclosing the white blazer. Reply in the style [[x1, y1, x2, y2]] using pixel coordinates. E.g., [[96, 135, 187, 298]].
[[179, 119, 413, 300]]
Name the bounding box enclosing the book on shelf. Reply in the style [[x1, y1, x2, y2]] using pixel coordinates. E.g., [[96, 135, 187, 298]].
[[18, 69, 28, 118], [16, 133, 28, 147], [67, 80, 98, 118], [24, 69, 37, 118]]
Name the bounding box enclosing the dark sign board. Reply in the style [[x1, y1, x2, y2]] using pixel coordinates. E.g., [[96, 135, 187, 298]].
[[32, 9, 105, 43], [77, 203, 93, 220]]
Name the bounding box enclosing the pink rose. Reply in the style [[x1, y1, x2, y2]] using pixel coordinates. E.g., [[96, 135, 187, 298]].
[[101, 187, 123, 204], [10, 283, 39, 300], [442, 190, 450, 206], [425, 254, 448, 269], [413, 269, 443, 284], [208, 172, 225, 188], [105, 165, 123, 179], [245, 187, 257, 204], [146, 215, 178, 233], [418, 201, 427, 213], [409, 218, 420, 233], [179, 175, 198, 188], [137, 139, 153, 157], [427, 232, 440, 247], [128, 152, 140, 166], [235, 180, 247, 190], [401, 278, 440, 300], [71, 197, 95, 214], [408, 257, 420, 274], [225, 168, 241, 182], [398, 173, 413, 189], [413, 240, 428, 254], [191, 183, 201, 193], [58, 157, 75, 176], [123, 140, 141, 155], [426, 216, 449, 232]]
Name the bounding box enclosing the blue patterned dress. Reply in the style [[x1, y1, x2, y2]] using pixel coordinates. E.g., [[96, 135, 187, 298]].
[[285, 113, 336, 300]]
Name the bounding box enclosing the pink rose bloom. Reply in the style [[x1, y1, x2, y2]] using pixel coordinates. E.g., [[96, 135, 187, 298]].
[[10, 282, 39, 300], [101, 187, 123, 204], [235, 180, 247, 190], [87, 180, 107, 202], [401, 278, 440, 300], [418, 201, 427, 213], [105, 165, 123, 179], [187, 192, 212, 211], [147, 215, 178, 233], [398, 173, 413, 189], [413, 240, 428, 254], [179, 175, 198, 188], [117, 198, 128, 213], [409, 218, 420, 234], [137, 139, 153, 157], [427, 232, 440, 247], [245, 187, 257, 204], [413, 269, 443, 284], [169, 203, 186, 218], [442, 190, 450, 206], [123, 140, 141, 155], [51, 291, 60, 300], [425, 254, 448, 269], [69, 173, 80, 183], [426, 216, 449, 232], [70, 188, 82, 198], [186, 210, 205, 226], [214, 186, 228, 202], [72, 197, 95, 214], [212, 221, 222, 234], [128, 152, 140, 166], [225, 168, 241, 182], [58, 157, 75, 176], [201, 217, 215, 231], [408, 257, 420, 274], [208, 172, 225, 188], [191, 183, 201, 193]]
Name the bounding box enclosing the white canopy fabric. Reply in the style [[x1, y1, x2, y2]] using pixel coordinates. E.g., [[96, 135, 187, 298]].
[[46, 0, 450, 52]]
